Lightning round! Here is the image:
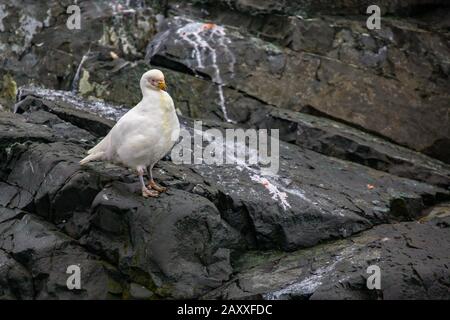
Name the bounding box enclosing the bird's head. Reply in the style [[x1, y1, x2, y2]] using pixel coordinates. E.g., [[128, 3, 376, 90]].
[[140, 69, 167, 94]]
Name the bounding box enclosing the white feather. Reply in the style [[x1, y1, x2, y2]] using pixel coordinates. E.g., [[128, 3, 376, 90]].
[[80, 75, 180, 172]]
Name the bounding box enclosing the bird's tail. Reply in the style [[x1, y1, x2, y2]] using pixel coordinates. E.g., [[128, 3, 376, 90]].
[[79, 152, 105, 165]]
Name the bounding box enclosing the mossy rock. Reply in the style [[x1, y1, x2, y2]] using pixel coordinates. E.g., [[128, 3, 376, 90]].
[[0, 74, 18, 110]]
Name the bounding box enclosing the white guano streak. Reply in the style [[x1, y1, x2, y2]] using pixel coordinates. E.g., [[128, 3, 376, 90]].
[[176, 21, 236, 123]]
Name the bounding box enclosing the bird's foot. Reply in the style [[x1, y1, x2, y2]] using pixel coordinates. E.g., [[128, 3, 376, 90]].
[[142, 187, 159, 198], [148, 180, 167, 193]]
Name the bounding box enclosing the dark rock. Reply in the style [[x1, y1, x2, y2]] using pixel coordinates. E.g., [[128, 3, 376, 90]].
[[15, 89, 117, 136], [249, 107, 450, 188], [0, 248, 34, 299], [0, 0, 158, 108], [146, 15, 450, 163], [0, 111, 56, 145], [3, 0, 448, 162], [22, 109, 97, 145], [204, 215, 450, 300], [65, 43, 450, 186], [74, 57, 149, 107], [128, 283, 153, 299], [9, 92, 450, 251], [419, 202, 450, 222], [1, 91, 449, 299], [177, 0, 450, 17], [0, 212, 125, 299], [1, 0, 449, 300], [82, 185, 239, 298]]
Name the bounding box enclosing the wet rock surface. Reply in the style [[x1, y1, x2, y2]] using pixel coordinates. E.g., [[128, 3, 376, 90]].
[[250, 107, 450, 188], [146, 13, 450, 162], [0, 0, 158, 106], [204, 216, 450, 300], [174, 0, 450, 17], [2, 0, 448, 161], [1, 90, 449, 299], [0, 0, 449, 299]]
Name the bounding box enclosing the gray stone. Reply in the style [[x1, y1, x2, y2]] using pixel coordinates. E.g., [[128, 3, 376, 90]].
[[146, 14, 450, 163], [204, 215, 450, 300], [1, 0, 449, 300], [129, 283, 153, 300], [2, 91, 449, 299]]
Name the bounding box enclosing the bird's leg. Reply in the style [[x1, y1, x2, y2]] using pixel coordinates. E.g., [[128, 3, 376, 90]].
[[147, 166, 167, 193], [138, 167, 159, 198]]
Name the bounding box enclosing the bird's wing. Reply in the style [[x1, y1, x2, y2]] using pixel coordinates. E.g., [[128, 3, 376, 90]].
[[87, 101, 144, 155], [110, 110, 150, 149], [88, 132, 110, 154]]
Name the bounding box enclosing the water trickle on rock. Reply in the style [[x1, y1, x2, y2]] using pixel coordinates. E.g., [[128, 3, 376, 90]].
[[263, 246, 359, 300], [71, 51, 90, 93], [175, 20, 236, 123], [17, 87, 128, 121], [191, 128, 312, 211]]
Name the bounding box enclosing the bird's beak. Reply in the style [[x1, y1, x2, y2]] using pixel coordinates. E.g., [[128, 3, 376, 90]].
[[158, 80, 167, 91]]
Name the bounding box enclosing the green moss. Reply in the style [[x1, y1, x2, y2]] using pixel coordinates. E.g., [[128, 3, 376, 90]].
[[233, 250, 284, 271], [0, 74, 18, 109], [107, 277, 124, 295], [154, 284, 174, 299], [79, 70, 94, 95], [126, 267, 157, 292], [233, 239, 352, 272], [249, 37, 283, 54]]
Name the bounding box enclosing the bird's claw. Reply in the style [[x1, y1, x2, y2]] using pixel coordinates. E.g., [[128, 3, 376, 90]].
[[142, 187, 159, 198], [148, 181, 167, 193]]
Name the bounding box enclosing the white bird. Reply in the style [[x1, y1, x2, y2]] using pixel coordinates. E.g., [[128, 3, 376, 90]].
[[80, 69, 180, 198]]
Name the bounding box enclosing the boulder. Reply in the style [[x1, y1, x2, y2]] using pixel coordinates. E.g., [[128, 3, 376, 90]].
[[250, 107, 450, 188], [204, 214, 450, 300], [59, 50, 450, 186], [146, 15, 450, 163], [0, 0, 158, 108], [11, 91, 450, 251], [176, 0, 450, 17], [2, 1, 448, 162], [1, 0, 449, 300], [0, 209, 124, 299], [1, 90, 449, 299], [0, 244, 34, 300]]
